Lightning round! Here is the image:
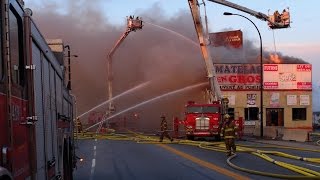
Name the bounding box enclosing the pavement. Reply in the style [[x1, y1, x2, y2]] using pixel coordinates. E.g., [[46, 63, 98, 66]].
[[242, 135, 320, 149]]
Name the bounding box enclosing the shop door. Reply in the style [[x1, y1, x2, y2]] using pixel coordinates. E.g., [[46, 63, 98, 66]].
[[266, 108, 284, 126]]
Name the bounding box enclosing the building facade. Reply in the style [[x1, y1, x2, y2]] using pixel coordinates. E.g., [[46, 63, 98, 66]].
[[215, 64, 312, 140]]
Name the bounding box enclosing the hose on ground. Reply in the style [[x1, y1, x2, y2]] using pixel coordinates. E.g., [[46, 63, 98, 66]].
[[227, 154, 320, 179]]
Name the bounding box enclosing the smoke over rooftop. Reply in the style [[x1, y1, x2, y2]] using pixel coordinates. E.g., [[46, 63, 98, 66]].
[[27, 1, 312, 130]]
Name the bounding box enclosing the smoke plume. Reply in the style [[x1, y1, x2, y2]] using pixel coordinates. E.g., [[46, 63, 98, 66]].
[[27, 1, 310, 131]]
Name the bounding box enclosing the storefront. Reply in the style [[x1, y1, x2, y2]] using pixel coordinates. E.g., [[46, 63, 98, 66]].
[[215, 63, 312, 140]]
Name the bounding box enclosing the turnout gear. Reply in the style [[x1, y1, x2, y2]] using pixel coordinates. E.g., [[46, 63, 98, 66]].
[[75, 118, 83, 133], [159, 115, 173, 142], [220, 114, 237, 156], [224, 114, 230, 119]]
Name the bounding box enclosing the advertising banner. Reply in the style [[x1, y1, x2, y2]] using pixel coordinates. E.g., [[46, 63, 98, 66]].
[[287, 95, 297, 105], [270, 92, 280, 107], [263, 64, 312, 90], [300, 95, 310, 105], [247, 94, 257, 107], [209, 30, 243, 48], [222, 94, 236, 105], [214, 64, 261, 91]]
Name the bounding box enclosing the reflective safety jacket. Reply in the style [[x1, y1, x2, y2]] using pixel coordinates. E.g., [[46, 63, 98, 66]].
[[161, 119, 168, 131], [220, 120, 237, 139]]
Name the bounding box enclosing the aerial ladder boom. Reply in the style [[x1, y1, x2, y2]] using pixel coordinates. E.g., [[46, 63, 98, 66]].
[[106, 16, 142, 121], [188, 0, 222, 102], [207, 0, 290, 29]]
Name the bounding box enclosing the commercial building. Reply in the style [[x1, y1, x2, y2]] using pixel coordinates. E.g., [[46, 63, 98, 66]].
[[216, 63, 312, 141]]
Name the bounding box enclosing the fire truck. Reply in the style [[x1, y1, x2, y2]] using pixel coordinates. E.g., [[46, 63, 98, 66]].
[[182, 0, 290, 140], [0, 0, 75, 179]]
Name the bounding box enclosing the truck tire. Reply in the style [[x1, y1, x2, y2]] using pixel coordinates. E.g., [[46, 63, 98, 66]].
[[215, 135, 221, 141], [187, 135, 194, 140], [0, 175, 12, 180]]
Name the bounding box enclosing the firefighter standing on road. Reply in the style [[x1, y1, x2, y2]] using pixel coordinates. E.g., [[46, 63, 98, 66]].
[[220, 114, 238, 156], [159, 115, 173, 142], [75, 117, 83, 133]]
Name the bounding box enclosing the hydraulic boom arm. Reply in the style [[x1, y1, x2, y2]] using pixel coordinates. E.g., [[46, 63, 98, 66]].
[[207, 0, 290, 29], [107, 16, 143, 114], [188, 0, 222, 101]]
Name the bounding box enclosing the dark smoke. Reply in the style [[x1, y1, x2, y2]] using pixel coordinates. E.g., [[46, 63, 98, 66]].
[[209, 29, 307, 64], [27, 1, 308, 131], [28, 2, 208, 131]]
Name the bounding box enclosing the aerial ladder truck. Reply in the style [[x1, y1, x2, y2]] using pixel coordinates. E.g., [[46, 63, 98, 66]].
[[98, 16, 143, 132], [182, 0, 290, 139]]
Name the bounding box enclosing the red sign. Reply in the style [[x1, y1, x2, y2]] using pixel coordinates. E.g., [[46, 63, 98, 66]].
[[217, 75, 260, 84], [297, 64, 312, 72], [264, 82, 279, 89], [209, 30, 243, 48], [297, 82, 312, 89], [264, 65, 278, 71]]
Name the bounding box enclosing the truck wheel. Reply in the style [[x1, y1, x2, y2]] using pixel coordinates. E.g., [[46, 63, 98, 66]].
[[215, 135, 221, 141], [0, 175, 12, 180], [187, 135, 194, 140]]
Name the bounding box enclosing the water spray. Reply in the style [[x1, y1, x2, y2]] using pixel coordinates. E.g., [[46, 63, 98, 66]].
[[144, 21, 199, 47], [77, 81, 150, 119], [85, 82, 208, 131]]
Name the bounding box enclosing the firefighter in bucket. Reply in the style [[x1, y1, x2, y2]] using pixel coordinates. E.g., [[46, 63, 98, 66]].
[[220, 114, 238, 156]]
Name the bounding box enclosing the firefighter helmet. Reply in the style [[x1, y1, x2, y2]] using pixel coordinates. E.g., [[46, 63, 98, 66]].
[[224, 114, 230, 119]]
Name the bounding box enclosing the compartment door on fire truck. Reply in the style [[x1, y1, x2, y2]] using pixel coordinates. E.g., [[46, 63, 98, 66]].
[[32, 42, 47, 180], [8, 3, 32, 178]]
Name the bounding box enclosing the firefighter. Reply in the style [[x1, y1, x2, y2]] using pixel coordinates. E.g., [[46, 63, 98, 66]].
[[220, 114, 238, 156], [76, 117, 83, 133], [159, 115, 173, 142]]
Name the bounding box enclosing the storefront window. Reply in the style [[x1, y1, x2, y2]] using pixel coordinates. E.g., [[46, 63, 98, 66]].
[[228, 108, 235, 119], [292, 108, 306, 121], [244, 107, 259, 121]]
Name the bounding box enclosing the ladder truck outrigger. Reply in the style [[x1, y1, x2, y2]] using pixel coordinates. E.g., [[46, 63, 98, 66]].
[[181, 0, 290, 140]]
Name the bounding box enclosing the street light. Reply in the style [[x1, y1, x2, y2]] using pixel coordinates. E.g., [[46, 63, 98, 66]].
[[223, 12, 264, 138], [64, 45, 78, 90]]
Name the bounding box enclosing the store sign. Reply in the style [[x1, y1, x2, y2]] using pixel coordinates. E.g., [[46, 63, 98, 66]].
[[264, 64, 312, 90], [287, 95, 297, 105], [247, 94, 257, 107], [300, 95, 310, 105], [222, 94, 235, 105], [270, 92, 280, 107], [214, 64, 261, 91], [209, 30, 243, 48], [244, 121, 256, 126]]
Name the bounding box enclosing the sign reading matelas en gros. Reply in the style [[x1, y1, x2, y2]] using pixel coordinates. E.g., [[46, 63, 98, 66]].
[[263, 64, 312, 90]]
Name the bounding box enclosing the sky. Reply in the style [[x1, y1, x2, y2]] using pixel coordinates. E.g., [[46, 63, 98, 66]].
[[24, 0, 320, 116], [25, 0, 320, 77]]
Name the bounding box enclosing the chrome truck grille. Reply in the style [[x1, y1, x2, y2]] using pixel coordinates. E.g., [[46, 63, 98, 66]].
[[195, 117, 210, 130]]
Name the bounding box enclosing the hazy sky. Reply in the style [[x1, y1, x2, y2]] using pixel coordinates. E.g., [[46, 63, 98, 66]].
[[25, 0, 320, 77], [24, 0, 320, 111]]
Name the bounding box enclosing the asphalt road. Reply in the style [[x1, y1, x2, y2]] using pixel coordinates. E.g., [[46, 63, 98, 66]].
[[73, 138, 320, 180]]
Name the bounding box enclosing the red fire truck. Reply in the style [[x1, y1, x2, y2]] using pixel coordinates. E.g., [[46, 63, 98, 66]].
[[182, 100, 243, 140], [0, 0, 75, 179]]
